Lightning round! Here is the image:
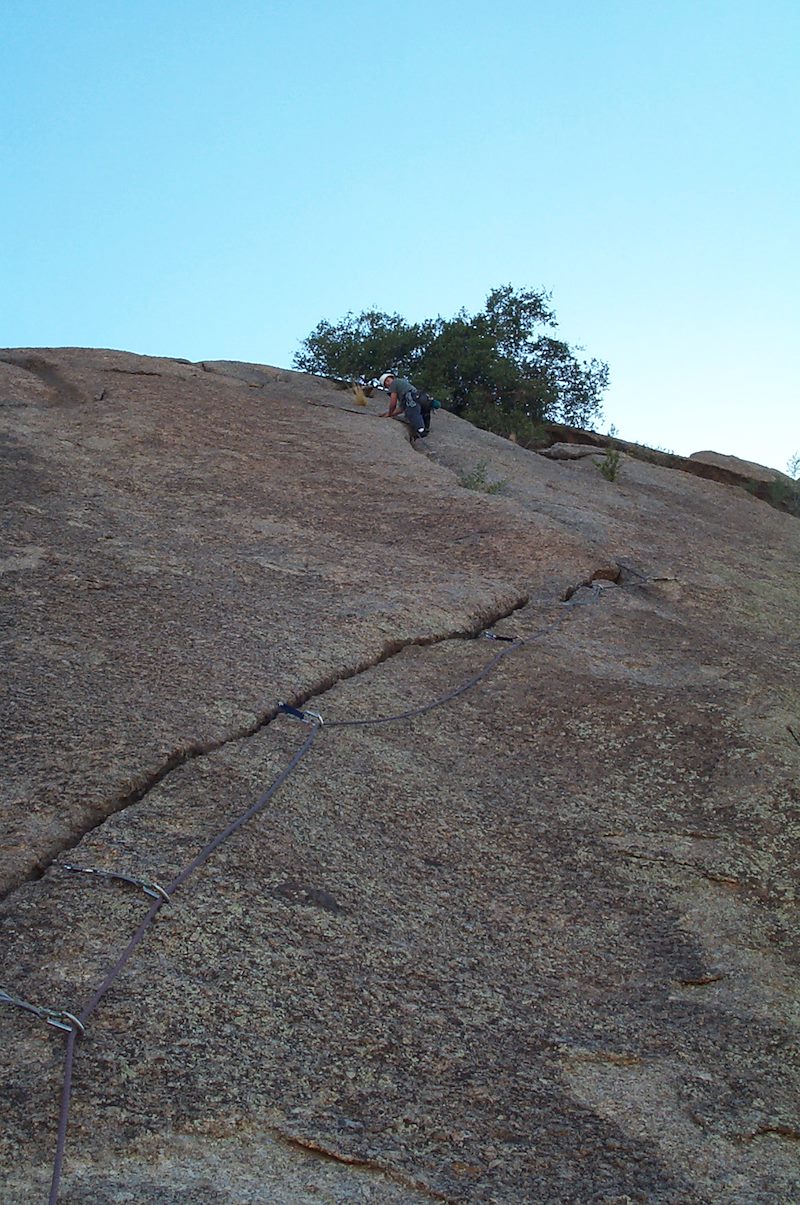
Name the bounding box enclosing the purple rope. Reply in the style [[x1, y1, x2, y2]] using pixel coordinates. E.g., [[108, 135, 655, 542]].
[[44, 592, 599, 1201], [327, 607, 574, 729], [48, 1029, 76, 1205], [46, 723, 320, 1203], [327, 640, 521, 728]]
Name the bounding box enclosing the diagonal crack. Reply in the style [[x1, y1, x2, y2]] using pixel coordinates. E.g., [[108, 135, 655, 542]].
[[7, 592, 535, 902], [275, 1130, 450, 1201], [615, 848, 740, 887]]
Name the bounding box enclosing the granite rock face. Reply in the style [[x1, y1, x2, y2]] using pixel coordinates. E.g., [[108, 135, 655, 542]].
[[1, 349, 798, 1204], [538, 442, 607, 460], [688, 449, 794, 484]]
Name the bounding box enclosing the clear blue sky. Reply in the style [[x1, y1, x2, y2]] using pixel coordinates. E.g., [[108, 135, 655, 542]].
[[2, 0, 797, 472]]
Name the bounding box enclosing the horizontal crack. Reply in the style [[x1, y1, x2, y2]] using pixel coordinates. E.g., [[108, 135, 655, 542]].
[[105, 368, 164, 377], [738, 1124, 800, 1143], [7, 593, 532, 903]]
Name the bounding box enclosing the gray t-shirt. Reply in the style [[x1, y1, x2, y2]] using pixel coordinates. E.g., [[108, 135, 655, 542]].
[[390, 377, 415, 409]]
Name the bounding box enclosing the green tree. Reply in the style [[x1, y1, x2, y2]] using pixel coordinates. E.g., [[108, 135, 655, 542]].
[[293, 285, 608, 430], [293, 309, 430, 383]]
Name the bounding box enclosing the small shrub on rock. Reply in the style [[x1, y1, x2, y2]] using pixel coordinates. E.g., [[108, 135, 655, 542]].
[[458, 460, 508, 494], [598, 448, 621, 482]]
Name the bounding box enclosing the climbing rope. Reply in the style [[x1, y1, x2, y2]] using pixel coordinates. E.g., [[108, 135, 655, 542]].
[[327, 602, 584, 729], [0, 586, 601, 1204], [46, 723, 321, 1205]]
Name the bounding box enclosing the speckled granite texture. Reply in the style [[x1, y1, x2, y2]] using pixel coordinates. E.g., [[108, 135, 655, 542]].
[[1, 350, 798, 1203]]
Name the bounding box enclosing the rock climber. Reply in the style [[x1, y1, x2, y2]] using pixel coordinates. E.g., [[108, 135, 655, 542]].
[[378, 372, 431, 439]]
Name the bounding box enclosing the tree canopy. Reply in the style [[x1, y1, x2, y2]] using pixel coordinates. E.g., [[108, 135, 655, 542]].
[[293, 285, 609, 432]]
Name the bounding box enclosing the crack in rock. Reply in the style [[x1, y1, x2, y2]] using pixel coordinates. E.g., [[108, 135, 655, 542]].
[[616, 848, 740, 887], [739, 1125, 800, 1144], [105, 368, 163, 377], [275, 1131, 449, 1201], [9, 593, 534, 902], [676, 972, 729, 987], [562, 563, 622, 599]]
